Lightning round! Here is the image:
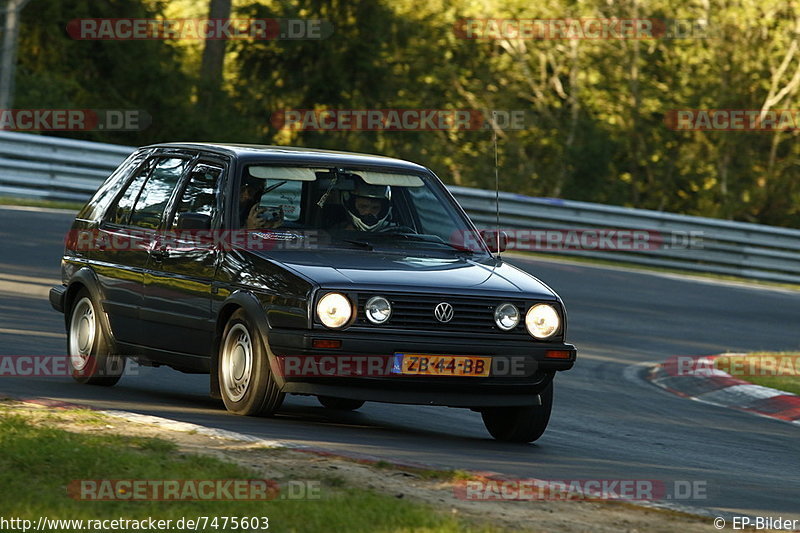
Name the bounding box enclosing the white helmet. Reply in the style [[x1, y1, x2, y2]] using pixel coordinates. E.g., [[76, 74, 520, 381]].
[[343, 181, 392, 231]]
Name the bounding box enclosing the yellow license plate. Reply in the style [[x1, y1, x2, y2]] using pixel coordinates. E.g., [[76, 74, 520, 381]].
[[392, 353, 491, 377]]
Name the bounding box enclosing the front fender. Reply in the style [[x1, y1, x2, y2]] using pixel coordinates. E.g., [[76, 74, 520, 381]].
[[211, 290, 289, 398]]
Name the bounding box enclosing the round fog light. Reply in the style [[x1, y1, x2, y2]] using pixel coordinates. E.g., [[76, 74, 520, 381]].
[[494, 303, 520, 331], [365, 296, 392, 324]]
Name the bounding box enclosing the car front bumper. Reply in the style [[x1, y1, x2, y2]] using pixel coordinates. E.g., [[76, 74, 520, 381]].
[[267, 328, 576, 407]]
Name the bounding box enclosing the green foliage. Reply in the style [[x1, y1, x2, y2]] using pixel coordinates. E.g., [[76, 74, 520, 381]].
[[13, 0, 800, 227]]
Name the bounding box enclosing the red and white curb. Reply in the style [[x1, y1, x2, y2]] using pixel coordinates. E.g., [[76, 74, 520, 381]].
[[647, 354, 800, 425]]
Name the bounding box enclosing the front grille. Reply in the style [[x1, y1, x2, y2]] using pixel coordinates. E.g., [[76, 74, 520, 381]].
[[355, 292, 535, 336]]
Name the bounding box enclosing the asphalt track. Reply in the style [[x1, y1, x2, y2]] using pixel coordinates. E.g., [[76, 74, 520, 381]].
[[0, 206, 798, 520]]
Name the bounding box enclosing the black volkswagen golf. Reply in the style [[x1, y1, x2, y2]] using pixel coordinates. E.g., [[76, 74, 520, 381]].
[[50, 143, 576, 442]]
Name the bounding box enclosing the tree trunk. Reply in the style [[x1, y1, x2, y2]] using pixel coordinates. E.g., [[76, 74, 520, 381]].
[[197, 0, 232, 110]]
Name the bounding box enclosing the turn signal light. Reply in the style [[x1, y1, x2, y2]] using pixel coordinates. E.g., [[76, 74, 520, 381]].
[[312, 339, 342, 349]]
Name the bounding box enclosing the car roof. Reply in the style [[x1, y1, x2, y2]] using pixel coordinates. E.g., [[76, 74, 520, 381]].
[[142, 143, 430, 173]]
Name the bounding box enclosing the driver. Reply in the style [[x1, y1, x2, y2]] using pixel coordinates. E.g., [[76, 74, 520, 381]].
[[239, 173, 283, 229], [342, 180, 394, 231]]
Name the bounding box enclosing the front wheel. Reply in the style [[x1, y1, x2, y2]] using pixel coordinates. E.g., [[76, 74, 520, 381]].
[[481, 381, 553, 443], [218, 309, 284, 416], [66, 289, 125, 386], [317, 396, 365, 411]]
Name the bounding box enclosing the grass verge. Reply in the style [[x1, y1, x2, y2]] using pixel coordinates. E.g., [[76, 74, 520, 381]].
[[713, 352, 800, 395], [0, 404, 498, 533]]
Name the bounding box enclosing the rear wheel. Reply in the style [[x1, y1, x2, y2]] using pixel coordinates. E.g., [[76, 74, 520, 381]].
[[481, 381, 553, 443], [219, 309, 284, 416], [317, 396, 365, 411], [66, 289, 125, 386]]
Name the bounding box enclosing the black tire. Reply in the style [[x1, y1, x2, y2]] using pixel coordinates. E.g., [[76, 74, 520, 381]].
[[481, 381, 553, 443], [317, 396, 365, 411], [66, 288, 125, 386], [218, 309, 284, 416]]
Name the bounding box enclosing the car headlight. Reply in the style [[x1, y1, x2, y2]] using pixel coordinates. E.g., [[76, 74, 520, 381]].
[[525, 303, 560, 339], [494, 302, 520, 331], [316, 292, 353, 329], [365, 296, 392, 324]]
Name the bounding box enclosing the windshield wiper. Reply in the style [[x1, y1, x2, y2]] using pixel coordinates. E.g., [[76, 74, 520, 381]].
[[335, 238, 374, 251]]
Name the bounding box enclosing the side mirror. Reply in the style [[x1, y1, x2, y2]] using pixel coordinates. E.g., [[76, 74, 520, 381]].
[[481, 230, 508, 253], [176, 212, 212, 231]]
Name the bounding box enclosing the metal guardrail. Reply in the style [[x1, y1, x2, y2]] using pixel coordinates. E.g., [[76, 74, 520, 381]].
[[0, 131, 133, 202], [451, 187, 800, 284], [1, 131, 799, 284]]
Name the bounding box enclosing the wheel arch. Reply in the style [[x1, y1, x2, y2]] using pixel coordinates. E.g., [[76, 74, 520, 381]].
[[210, 290, 284, 399], [64, 268, 117, 350]]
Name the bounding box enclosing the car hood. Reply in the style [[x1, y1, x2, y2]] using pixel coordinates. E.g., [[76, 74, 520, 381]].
[[256, 250, 557, 298]]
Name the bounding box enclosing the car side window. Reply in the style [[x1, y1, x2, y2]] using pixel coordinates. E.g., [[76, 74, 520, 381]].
[[128, 157, 190, 230], [170, 163, 223, 229], [105, 158, 158, 225], [79, 150, 149, 222]]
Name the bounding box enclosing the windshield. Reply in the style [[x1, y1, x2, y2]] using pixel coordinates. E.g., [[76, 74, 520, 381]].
[[236, 165, 489, 255]]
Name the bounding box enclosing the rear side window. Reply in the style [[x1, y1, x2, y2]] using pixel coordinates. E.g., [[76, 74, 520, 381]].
[[128, 157, 190, 229], [79, 150, 148, 221], [105, 158, 157, 225]]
